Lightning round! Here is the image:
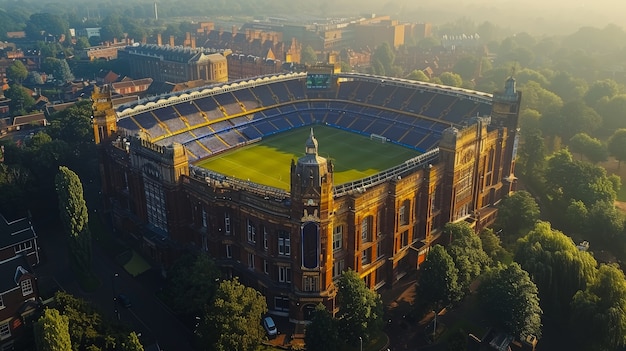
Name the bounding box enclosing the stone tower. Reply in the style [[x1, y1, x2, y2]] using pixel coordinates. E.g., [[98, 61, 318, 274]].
[[92, 85, 117, 144], [491, 76, 522, 193], [290, 129, 336, 320]]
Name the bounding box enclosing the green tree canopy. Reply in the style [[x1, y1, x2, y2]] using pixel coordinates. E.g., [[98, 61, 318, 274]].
[[120, 332, 144, 351], [445, 222, 491, 291], [544, 149, 617, 207], [597, 94, 626, 131], [34, 308, 72, 351], [570, 264, 626, 351], [608, 129, 626, 170], [416, 245, 461, 311], [198, 278, 267, 351], [557, 100, 602, 140], [479, 228, 508, 263], [478, 263, 542, 339], [584, 79, 619, 107], [371, 42, 395, 75], [515, 221, 597, 318], [304, 304, 339, 351], [163, 252, 220, 319], [6, 60, 28, 83], [406, 69, 429, 82], [336, 269, 383, 343], [494, 190, 540, 237], [55, 166, 92, 276], [517, 128, 546, 177], [5, 84, 35, 115], [439, 72, 463, 87], [568, 133, 608, 164]]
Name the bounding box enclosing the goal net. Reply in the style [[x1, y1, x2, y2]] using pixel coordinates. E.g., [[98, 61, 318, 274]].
[[370, 133, 387, 143]]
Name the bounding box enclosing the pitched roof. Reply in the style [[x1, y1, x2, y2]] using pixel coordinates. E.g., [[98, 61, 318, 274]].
[[0, 254, 33, 294], [0, 214, 37, 251]]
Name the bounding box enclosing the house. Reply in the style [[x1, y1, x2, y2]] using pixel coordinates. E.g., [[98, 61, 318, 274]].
[[0, 214, 40, 346]]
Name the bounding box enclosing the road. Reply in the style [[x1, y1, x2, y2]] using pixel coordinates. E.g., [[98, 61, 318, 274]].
[[34, 215, 196, 351]]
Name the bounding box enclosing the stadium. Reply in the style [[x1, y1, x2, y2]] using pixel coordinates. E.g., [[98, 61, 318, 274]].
[[94, 68, 521, 323]]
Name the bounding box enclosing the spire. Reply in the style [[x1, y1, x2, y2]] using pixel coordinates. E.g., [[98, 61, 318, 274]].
[[305, 128, 318, 155]]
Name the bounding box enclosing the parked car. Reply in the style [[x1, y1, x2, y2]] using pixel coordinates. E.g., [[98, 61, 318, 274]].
[[116, 294, 132, 308], [262, 316, 278, 337]]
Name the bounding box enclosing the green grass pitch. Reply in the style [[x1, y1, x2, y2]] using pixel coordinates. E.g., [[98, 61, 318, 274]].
[[194, 125, 421, 190]]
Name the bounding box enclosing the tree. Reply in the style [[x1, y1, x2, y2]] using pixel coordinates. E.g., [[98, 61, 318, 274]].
[[163, 252, 220, 319], [336, 269, 383, 344], [494, 191, 540, 236], [34, 308, 72, 351], [7, 60, 28, 83], [452, 54, 479, 81], [416, 245, 461, 311], [608, 129, 626, 170], [597, 94, 626, 131], [549, 71, 587, 102], [558, 100, 602, 140], [570, 264, 626, 351], [198, 278, 267, 351], [74, 37, 91, 51], [445, 222, 491, 291], [120, 332, 144, 351], [26, 71, 45, 85], [515, 221, 597, 318], [301, 45, 317, 65], [518, 129, 546, 177], [479, 228, 508, 262], [5, 84, 35, 115], [584, 79, 618, 107], [42, 57, 74, 83], [304, 304, 339, 351], [544, 149, 617, 207], [478, 263, 542, 339], [587, 200, 625, 244], [439, 72, 463, 87], [569, 133, 608, 163], [371, 42, 395, 76], [406, 70, 429, 82], [55, 166, 92, 277]]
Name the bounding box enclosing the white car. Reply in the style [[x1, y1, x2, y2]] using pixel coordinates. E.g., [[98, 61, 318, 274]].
[[263, 316, 278, 337]]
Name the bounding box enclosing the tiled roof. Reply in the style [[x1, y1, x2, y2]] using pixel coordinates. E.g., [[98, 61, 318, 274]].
[[0, 254, 33, 294], [0, 214, 37, 251]]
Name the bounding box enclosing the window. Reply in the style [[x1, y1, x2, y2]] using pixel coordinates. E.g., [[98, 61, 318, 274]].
[[224, 212, 231, 234], [15, 241, 33, 254], [264, 260, 269, 274], [247, 219, 256, 244], [399, 200, 410, 226], [333, 225, 343, 251], [226, 244, 232, 258], [377, 242, 384, 258], [361, 216, 373, 243], [304, 275, 319, 292], [279, 266, 291, 283], [0, 294, 4, 309], [248, 252, 255, 269], [201, 207, 207, 228], [275, 297, 289, 311], [21, 278, 33, 296], [333, 259, 345, 279], [278, 231, 290, 256], [362, 248, 372, 266], [401, 231, 409, 247], [0, 322, 9, 340], [263, 227, 268, 250], [202, 234, 208, 252], [144, 180, 168, 233]]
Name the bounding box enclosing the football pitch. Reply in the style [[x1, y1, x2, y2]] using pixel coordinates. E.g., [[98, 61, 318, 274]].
[[194, 125, 421, 190]]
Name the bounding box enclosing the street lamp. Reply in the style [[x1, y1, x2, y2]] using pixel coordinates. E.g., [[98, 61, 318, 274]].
[[359, 336, 362, 351]]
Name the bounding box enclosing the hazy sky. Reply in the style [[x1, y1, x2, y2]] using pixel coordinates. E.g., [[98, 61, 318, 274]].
[[309, 0, 626, 35]]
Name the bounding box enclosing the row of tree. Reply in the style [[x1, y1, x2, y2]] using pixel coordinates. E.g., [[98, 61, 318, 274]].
[[33, 292, 142, 351]]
